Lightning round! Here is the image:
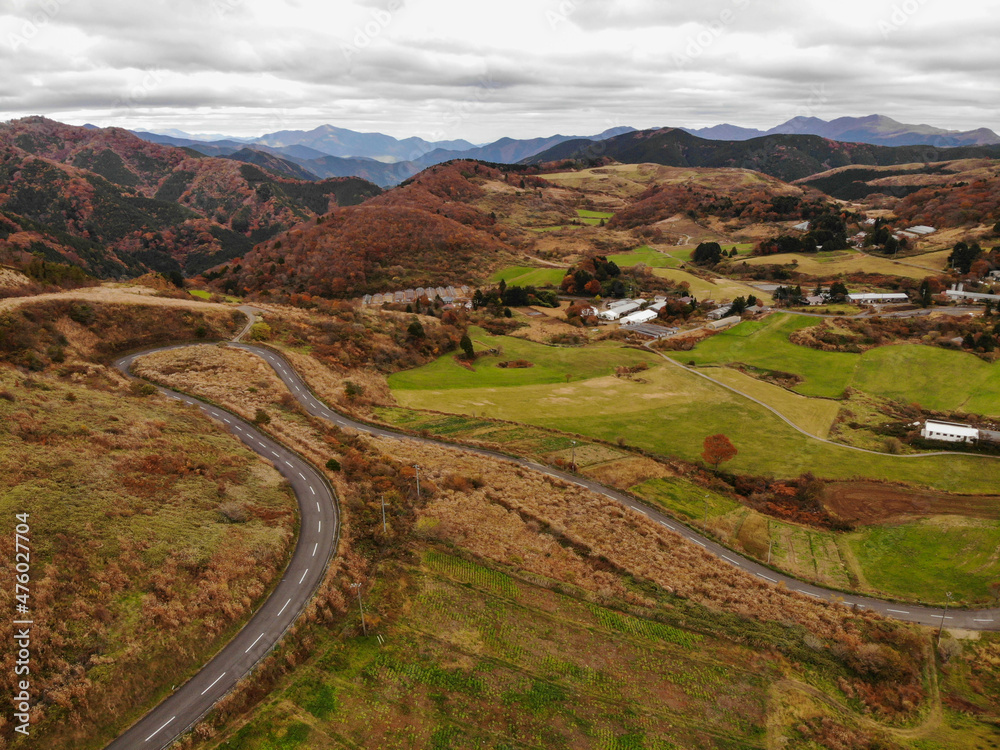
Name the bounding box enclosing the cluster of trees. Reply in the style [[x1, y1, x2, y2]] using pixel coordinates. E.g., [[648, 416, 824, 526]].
[[948, 241, 987, 274], [895, 175, 1000, 228], [754, 212, 849, 256], [560, 255, 627, 297], [724, 294, 759, 316], [772, 285, 807, 305], [690, 242, 741, 266], [607, 182, 834, 230], [472, 282, 558, 312]]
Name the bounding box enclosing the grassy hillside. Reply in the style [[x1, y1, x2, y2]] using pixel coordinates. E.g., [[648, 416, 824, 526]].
[[0, 365, 295, 749], [675, 314, 1000, 413]]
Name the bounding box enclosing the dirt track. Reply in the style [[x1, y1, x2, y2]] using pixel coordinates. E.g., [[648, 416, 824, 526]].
[[822, 481, 1000, 525]]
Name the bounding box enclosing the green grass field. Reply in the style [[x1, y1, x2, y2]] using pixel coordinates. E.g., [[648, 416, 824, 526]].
[[207, 549, 781, 749], [607, 245, 682, 269], [675, 315, 857, 398], [388, 327, 658, 390], [674, 314, 1000, 413], [848, 517, 1000, 604], [702, 366, 841, 437], [576, 208, 614, 225], [390, 346, 998, 493], [488, 265, 567, 288]]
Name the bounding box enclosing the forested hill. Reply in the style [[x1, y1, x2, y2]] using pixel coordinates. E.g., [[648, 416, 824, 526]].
[[213, 161, 532, 299], [526, 127, 1000, 183], [0, 117, 381, 278]]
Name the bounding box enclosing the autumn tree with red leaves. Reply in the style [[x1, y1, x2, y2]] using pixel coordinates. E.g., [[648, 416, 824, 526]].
[[702, 433, 737, 469]]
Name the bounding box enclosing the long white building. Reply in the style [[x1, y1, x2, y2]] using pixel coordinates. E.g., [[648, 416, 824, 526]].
[[620, 309, 658, 326], [921, 420, 979, 443]]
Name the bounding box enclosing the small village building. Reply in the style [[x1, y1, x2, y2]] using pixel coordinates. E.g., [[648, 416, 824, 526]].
[[606, 298, 639, 310], [362, 294, 373, 305], [620, 309, 659, 326], [647, 300, 667, 312], [848, 292, 909, 305], [706, 306, 732, 320], [706, 316, 741, 330], [371, 293, 384, 305], [598, 301, 641, 320], [579, 305, 599, 317], [792, 221, 811, 231], [905, 225, 936, 236], [921, 420, 979, 443], [805, 295, 826, 306]]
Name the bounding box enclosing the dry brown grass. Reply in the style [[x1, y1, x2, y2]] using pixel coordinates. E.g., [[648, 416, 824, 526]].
[[582, 455, 674, 490], [0, 283, 226, 313], [0, 268, 30, 288], [0, 365, 295, 749]]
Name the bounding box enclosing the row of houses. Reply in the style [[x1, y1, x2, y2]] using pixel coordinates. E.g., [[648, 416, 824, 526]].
[[362, 286, 472, 306]]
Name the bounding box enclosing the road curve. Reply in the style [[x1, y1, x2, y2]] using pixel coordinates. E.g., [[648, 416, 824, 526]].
[[107, 346, 340, 750], [107, 331, 999, 748]]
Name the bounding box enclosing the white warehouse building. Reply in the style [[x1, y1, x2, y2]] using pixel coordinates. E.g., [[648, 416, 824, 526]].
[[598, 301, 642, 320], [921, 420, 979, 443], [620, 309, 658, 326]]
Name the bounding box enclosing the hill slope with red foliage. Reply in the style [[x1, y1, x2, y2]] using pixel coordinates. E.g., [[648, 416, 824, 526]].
[[216, 162, 528, 298], [0, 118, 381, 277]]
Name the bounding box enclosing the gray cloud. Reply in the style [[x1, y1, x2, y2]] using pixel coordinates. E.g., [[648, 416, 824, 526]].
[[0, 0, 995, 140]]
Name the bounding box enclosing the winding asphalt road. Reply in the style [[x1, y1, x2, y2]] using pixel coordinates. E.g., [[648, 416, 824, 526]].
[[106, 313, 999, 748], [231, 342, 999, 631], [108, 346, 339, 750]]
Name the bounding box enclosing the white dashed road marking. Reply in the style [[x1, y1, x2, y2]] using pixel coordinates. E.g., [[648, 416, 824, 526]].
[[887, 609, 910, 615], [145, 716, 175, 742], [298, 569, 309, 585], [277, 598, 292, 617], [244, 633, 265, 653], [757, 574, 778, 583], [200, 673, 226, 696], [312, 543, 318, 557]]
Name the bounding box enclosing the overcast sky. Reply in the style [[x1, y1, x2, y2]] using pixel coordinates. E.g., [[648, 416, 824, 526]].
[[2, 0, 997, 142]]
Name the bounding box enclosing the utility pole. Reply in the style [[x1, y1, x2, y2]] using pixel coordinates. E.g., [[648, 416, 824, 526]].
[[414, 465, 421, 500], [767, 534, 773, 565], [703, 494, 709, 524], [350, 582, 367, 637], [937, 591, 953, 645], [571, 440, 577, 469], [381, 495, 387, 534]]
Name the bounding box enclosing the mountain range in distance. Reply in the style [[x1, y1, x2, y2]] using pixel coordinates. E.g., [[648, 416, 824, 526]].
[[126, 114, 999, 188], [130, 125, 639, 187], [681, 114, 1000, 148]]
